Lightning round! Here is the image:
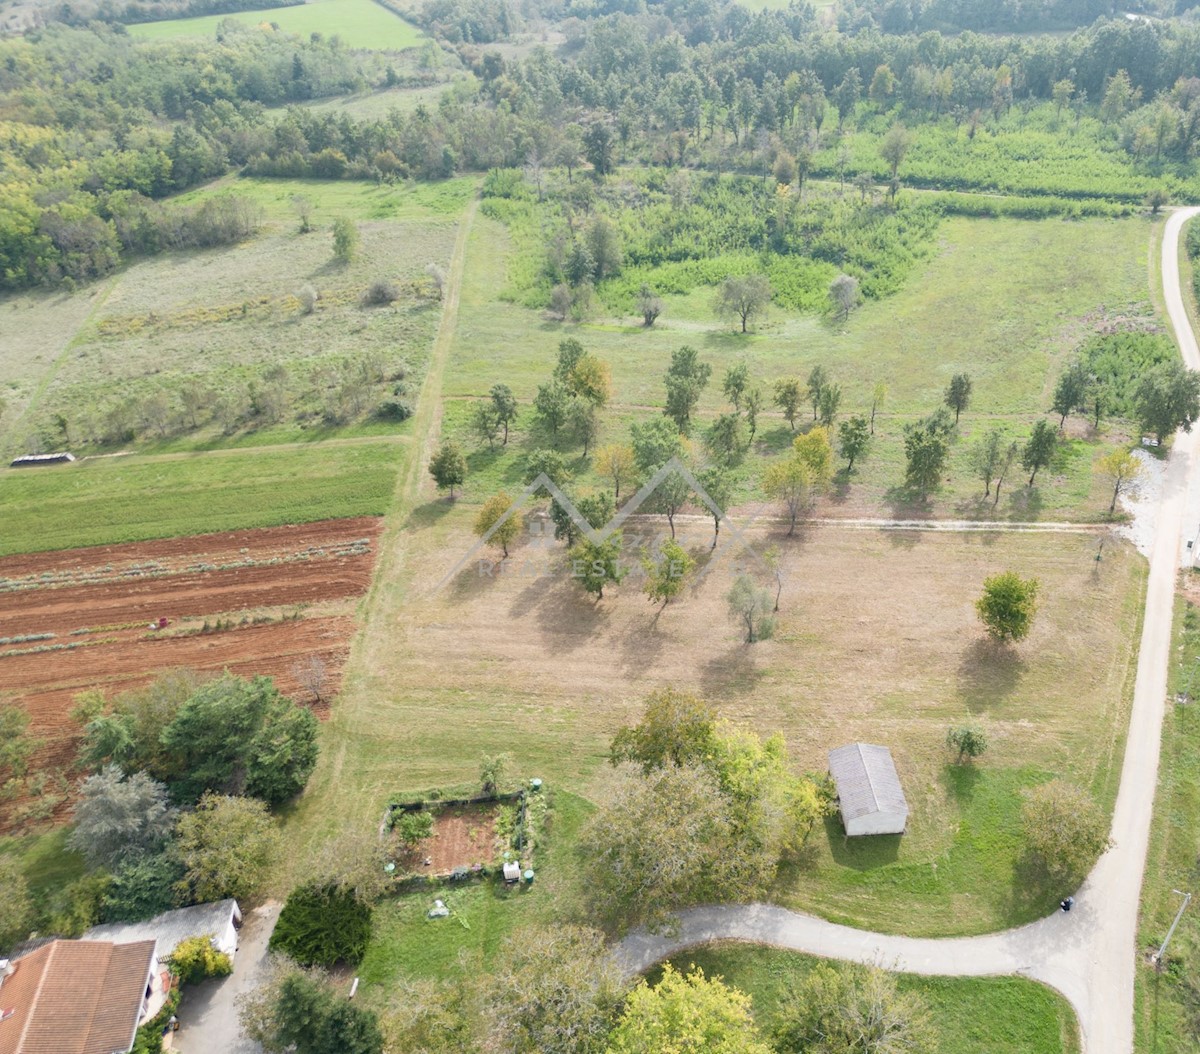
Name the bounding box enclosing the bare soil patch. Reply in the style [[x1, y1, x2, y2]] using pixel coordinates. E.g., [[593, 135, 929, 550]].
[[0, 518, 381, 827], [414, 803, 501, 875]]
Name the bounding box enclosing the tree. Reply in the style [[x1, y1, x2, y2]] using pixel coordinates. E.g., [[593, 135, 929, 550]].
[[992, 438, 1019, 508], [706, 413, 747, 466], [946, 725, 988, 763], [1097, 448, 1143, 515], [903, 422, 949, 500], [429, 440, 467, 497], [67, 766, 176, 869], [490, 383, 519, 445], [664, 345, 712, 434], [272, 972, 384, 1054], [880, 123, 912, 181], [175, 793, 280, 902], [745, 388, 762, 442], [474, 493, 521, 557], [610, 689, 718, 773], [773, 962, 935, 1054], [292, 195, 314, 234], [976, 572, 1039, 644], [0, 856, 34, 950], [488, 926, 626, 1054], [774, 378, 804, 432], [595, 443, 635, 501], [631, 416, 684, 475], [829, 274, 858, 321], [1145, 187, 1169, 215], [291, 655, 329, 707], [945, 372, 972, 424], [764, 456, 811, 535], [1051, 362, 1089, 428], [608, 965, 772, 1054], [569, 399, 601, 457], [480, 751, 512, 796], [806, 366, 828, 421], [1022, 420, 1057, 486], [636, 283, 663, 327], [583, 122, 614, 178], [0, 704, 36, 790], [523, 448, 573, 488], [648, 468, 693, 539], [728, 575, 775, 643], [643, 539, 694, 608], [838, 415, 870, 471], [534, 380, 571, 441], [102, 852, 185, 923], [159, 675, 318, 806], [471, 402, 501, 450], [971, 428, 1007, 498], [1135, 361, 1200, 445], [1022, 779, 1112, 882], [870, 381, 887, 435], [331, 217, 359, 263], [572, 534, 623, 599], [723, 363, 750, 410], [714, 274, 771, 333], [698, 466, 733, 547], [567, 354, 612, 409], [793, 426, 834, 492], [817, 384, 842, 427], [271, 883, 373, 967]]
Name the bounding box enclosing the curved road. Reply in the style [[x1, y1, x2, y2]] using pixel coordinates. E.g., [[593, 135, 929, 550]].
[[614, 207, 1200, 1054]]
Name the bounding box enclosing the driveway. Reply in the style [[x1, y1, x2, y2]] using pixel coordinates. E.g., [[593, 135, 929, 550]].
[[174, 901, 279, 1054], [614, 207, 1200, 1054]]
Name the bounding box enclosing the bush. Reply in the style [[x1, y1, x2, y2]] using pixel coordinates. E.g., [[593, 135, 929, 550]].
[[362, 279, 400, 306], [102, 852, 186, 923], [269, 883, 373, 967], [1022, 779, 1111, 882], [170, 935, 233, 985], [376, 399, 413, 422], [393, 810, 433, 847]]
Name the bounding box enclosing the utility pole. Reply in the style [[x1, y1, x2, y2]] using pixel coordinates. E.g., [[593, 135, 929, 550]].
[[1152, 890, 1192, 968]]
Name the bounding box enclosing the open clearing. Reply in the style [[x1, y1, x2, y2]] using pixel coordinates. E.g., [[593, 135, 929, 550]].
[[126, 0, 427, 50], [415, 803, 501, 874], [0, 516, 381, 825], [293, 511, 1144, 935]]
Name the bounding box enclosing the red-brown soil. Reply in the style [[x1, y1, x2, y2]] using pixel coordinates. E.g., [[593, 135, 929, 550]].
[[0, 518, 381, 827], [415, 804, 501, 875]]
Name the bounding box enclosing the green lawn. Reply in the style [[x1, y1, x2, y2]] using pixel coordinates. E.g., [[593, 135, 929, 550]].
[[0, 828, 86, 899], [657, 943, 1080, 1054], [127, 0, 426, 50], [0, 440, 404, 555]]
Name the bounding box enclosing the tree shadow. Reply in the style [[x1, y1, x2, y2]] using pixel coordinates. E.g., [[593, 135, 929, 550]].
[[882, 484, 936, 523], [942, 762, 983, 804], [408, 496, 456, 529], [822, 815, 902, 868], [957, 638, 1027, 710], [1005, 485, 1043, 521], [507, 564, 615, 652], [1005, 851, 1066, 919], [697, 640, 767, 698]]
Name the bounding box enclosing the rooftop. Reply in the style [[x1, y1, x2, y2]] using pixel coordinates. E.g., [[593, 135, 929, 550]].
[[83, 900, 240, 962], [828, 743, 909, 821]]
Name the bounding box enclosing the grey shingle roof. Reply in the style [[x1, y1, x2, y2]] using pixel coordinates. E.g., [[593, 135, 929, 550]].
[[82, 900, 240, 962], [828, 743, 908, 820]]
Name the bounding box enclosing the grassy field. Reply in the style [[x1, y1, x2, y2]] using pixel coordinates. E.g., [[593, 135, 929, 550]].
[[0, 439, 403, 555], [127, 0, 426, 50], [1134, 593, 1200, 1054], [656, 943, 1080, 1054], [443, 209, 1155, 521], [278, 80, 468, 120]]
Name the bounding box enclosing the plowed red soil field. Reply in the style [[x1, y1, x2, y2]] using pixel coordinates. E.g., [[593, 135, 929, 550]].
[[0, 518, 381, 827]]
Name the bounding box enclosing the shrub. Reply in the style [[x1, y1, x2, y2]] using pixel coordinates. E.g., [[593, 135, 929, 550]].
[[362, 279, 400, 306], [393, 810, 433, 847], [170, 935, 232, 985], [269, 883, 373, 967], [102, 852, 186, 923], [376, 399, 413, 422], [1022, 779, 1111, 882]]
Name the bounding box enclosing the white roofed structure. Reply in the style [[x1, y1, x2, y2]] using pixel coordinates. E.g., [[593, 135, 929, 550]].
[[828, 743, 909, 837]]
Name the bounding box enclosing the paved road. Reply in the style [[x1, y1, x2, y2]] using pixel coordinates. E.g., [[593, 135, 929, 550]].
[[614, 207, 1200, 1054], [174, 901, 279, 1054]]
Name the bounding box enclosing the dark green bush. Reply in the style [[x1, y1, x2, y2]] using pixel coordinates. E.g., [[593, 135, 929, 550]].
[[102, 852, 186, 923], [269, 884, 373, 967], [376, 399, 414, 422]]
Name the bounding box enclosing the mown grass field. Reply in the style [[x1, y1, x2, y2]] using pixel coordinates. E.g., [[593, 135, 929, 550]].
[[0, 439, 403, 555], [656, 943, 1080, 1054], [127, 0, 426, 50]]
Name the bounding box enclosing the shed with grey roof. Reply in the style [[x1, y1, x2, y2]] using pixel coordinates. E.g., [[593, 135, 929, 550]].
[[82, 899, 241, 962], [828, 743, 909, 836]]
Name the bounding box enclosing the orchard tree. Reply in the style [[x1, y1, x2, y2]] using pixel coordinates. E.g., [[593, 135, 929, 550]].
[[582, 122, 614, 177], [880, 122, 912, 181], [728, 575, 775, 643], [947, 725, 988, 763], [490, 383, 519, 444], [817, 383, 842, 427], [608, 965, 772, 1054], [1097, 448, 1143, 515], [838, 415, 870, 471], [610, 689, 718, 773], [745, 387, 763, 442], [533, 379, 571, 441], [794, 426, 834, 492], [774, 378, 804, 432], [970, 428, 1007, 499], [976, 571, 1039, 644], [643, 539, 694, 608], [176, 793, 280, 902], [67, 766, 177, 869], [664, 345, 712, 434], [572, 534, 623, 599], [1022, 420, 1057, 485], [429, 440, 466, 497], [706, 413, 747, 466], [806, 366, 828, 420], [764, 456, 811, 535], [870, 381, 887, 434], [471, 402, 501, 450], [945, 372, 973, 424], [569, 399, 600, 457], [903, 422, 949, 501], [723, 362, 749, 410], [698, 465, 733, 547], [1052, 362, 1089, 428], [595, 443, 635, 501], [714, 274, 771, 333], [1135, 361, 1200, 445], [474, 493, 522, 557], [523, 448, 573, 488], [829, 274, 859, 321], [648, 468, 693, 538], [636, 283, 663, 327], [1022, 779, 1111, 882], [564, 354, 612, 410], [631, 416, 684, 475]]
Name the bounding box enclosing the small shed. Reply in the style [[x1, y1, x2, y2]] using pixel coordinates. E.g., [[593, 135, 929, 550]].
[[828, 743, 909, 837], [9, 452, 75, 468], [82, 898, 242, 962]]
